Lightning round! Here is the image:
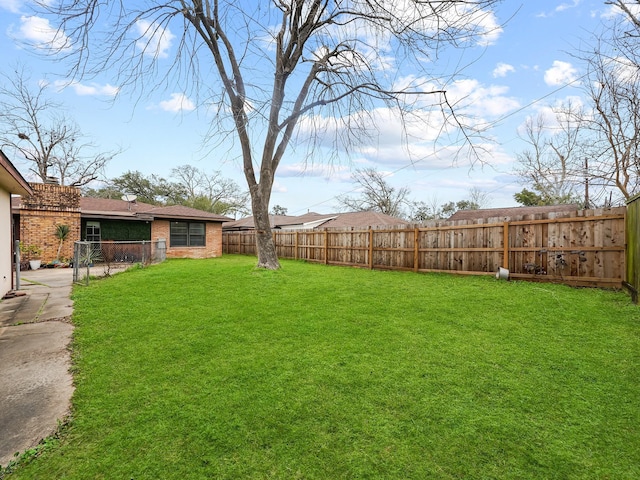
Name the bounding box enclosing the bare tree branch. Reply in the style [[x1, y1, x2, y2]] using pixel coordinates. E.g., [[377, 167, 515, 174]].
[[0, 66, 118, 186]]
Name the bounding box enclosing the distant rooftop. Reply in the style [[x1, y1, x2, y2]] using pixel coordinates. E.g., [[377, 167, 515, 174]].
[[447, 204, 580, 222], [223, 211, 409, 231]]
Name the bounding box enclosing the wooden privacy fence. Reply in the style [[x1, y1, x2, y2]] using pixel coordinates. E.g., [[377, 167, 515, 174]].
[[223, 207, 626, 288], [626, 195, 640, 302]]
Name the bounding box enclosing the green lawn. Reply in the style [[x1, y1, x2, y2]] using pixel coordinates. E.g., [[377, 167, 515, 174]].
[[4, 255, 639, 479]]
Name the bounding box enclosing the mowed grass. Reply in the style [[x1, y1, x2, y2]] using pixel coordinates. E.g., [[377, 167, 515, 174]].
[[7, 255, 640, 479]]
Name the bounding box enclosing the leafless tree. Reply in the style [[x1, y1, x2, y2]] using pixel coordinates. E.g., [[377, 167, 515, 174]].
[[338, 168, 411, 219], [580, 30, 640, 203], [39, 0, 502, 268], [171, 164, 249, 216], [0, 67, 118, 186], [606, 1, 640, 33], [514, 103, 584, 205]]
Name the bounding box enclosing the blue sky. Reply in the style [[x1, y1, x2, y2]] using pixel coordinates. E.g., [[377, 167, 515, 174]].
[[0, 1, 632, 214]]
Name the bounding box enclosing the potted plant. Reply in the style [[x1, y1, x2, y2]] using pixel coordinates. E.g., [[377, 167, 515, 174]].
[[20, 243, 43, 270]]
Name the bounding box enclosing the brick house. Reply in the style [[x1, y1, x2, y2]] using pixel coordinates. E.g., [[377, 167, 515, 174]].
[[12, 183, 232, 263], [0, 150, 32, 297]]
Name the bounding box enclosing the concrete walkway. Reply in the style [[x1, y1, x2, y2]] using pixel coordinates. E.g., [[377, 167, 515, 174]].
[[0, 266, 125, 467], [0, 268, 75, 467]]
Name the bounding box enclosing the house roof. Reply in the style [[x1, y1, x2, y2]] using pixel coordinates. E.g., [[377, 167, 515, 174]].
[[447, 204, 580, 222], [13, 194, 233, 222], [0, 150, 32, 196], [223, 211, 409, 231], [145, 204, 233, 222], [320, 211, 410, 229]]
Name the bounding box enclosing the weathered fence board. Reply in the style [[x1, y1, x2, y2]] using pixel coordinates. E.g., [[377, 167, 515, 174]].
[[223, 208, 626, 288]]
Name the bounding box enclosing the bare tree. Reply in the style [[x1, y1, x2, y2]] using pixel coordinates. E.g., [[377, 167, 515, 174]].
[[0, 67, 118, 186], [581, 31, 640, 202], [467, 186, 491, 209], [606, 1, 640, 33], [514, 104, 583, 205], [171, 164, 249, 216], [338, 168, 410, 218], [40, 0, 502, 268]]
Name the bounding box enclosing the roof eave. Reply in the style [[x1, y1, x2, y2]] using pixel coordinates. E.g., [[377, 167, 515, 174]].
[[0, 150, 33, 196]]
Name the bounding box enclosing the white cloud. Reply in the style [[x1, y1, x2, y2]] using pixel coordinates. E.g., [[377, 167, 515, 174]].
[[537, 0, 582, 17], [13, 15, 70, 51], [272, 181, 287, 193], [492, 63, 515, 78], [544, 60, 579, 86], [556, 0, 582, 13], [135, 20, 175, 59], [159, 93, 195, 112], [294, 75, 520, 175], [277, 162, 352, 182], [601, 2, 640, 19], [448, 79, 520, 117], [53, 80, 119, 97], [0, 0, 22, 13]]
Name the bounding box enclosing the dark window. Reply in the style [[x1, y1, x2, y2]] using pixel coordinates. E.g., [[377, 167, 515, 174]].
[[86, 221, 101, 242], [170, 221, 206, 247]]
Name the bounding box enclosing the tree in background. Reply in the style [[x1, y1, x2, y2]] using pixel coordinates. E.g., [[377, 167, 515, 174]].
[[608, 0, 640, 33], [171, 165, 249, 217], [338, 168, 411, 219], [0, 67, 118, 186], [513, 105, 583, 207], [270, 205, 288, 216], [85, 166, 249, 217], [410, 188, 490, 221], [514, 4, 640, 208], [42, 0, 503, 269], [579, 21, 640, 203], [109, 171, 185, 205]]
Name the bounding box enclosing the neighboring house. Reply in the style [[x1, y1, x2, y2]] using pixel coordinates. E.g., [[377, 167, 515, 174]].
[[12, 183, 232, 262], [223, 211, 410, 231], [0, 150, 33, 297], [446, 204, 581, 222]]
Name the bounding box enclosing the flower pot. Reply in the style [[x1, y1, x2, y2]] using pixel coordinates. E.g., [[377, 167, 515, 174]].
[[29, 260, 42, 270]]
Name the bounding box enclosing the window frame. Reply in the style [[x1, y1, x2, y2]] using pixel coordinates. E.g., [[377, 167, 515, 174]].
[[170, 221, 206, 247], [86, 221, 101, 242]]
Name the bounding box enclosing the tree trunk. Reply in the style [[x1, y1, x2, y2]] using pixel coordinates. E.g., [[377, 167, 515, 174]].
[[252, 193, 281, 270]]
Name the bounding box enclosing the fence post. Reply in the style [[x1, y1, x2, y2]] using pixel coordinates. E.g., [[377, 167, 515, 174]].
[[295, 231, 299, 260], [369, 228, 373, 269], [413, 228, 419, 273], [324, 230, 328, 264], [503, 222, 510, 270]]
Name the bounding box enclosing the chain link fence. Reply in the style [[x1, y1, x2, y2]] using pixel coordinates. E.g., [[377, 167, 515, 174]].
[[73, 240, 166, 284]]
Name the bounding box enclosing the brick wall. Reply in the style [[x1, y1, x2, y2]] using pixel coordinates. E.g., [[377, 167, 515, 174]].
[[19, 183, 81, 263], [152, 220, 222, 259]]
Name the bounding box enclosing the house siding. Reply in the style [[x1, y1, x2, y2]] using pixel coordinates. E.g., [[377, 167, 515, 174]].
[[152, 220, 222, 259], [19, 183, 81, 263], [1, 189, 12, 297]]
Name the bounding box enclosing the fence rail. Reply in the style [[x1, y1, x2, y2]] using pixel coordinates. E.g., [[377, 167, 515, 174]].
[[223, 208, 626, 288]]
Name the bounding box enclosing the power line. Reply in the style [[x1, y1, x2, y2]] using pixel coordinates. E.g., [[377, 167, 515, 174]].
[[291, 72, 588, 215]]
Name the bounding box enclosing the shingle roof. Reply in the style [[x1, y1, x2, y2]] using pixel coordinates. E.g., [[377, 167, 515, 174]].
[[14, 195, 232, 222], [447, 204, 580, 222], [321, 211, 410, 229], [223, 211, 409, 230], [146, 204, 232, 222]]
